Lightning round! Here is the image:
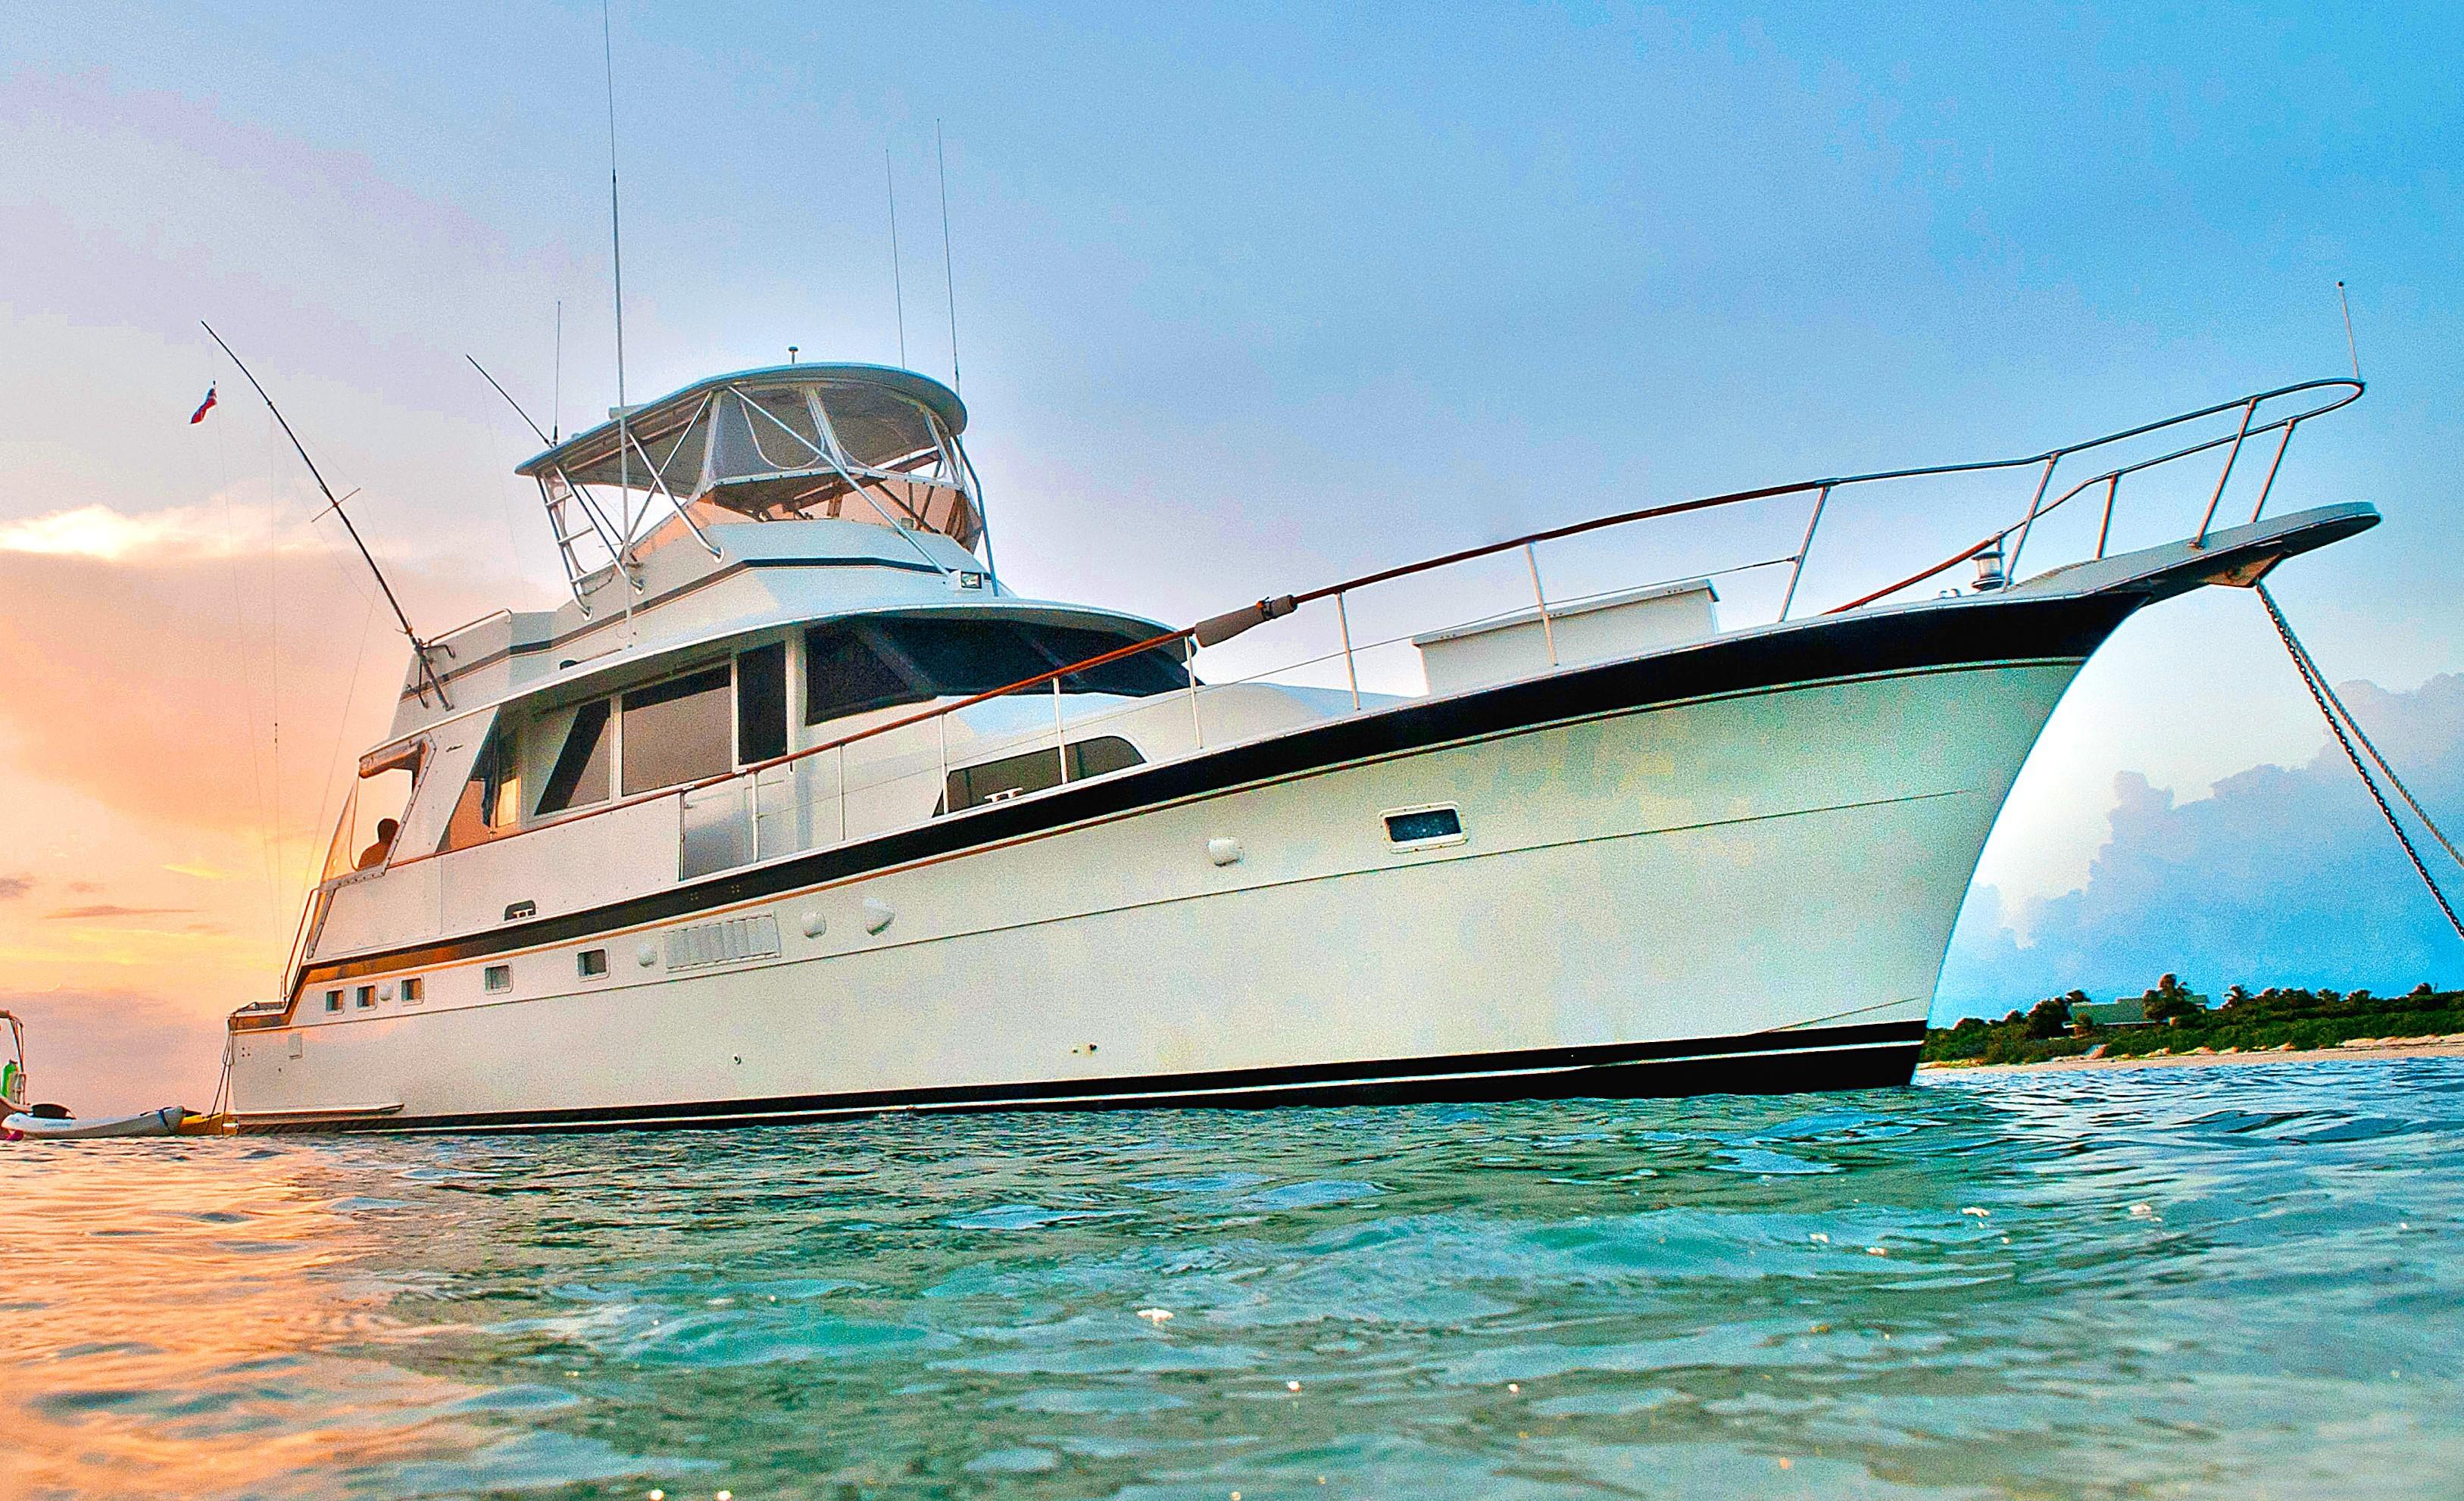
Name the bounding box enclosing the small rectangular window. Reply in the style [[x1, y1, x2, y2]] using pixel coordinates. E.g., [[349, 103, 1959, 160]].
[[1385, 806, 1465, 847], [324, 990, 342, 1013], [354, 985, 376, 1009], [483, 964, 511, 993], [400, 977, 423, 1006], [577, 949, 609, 978], [737, 642, 788, 764]]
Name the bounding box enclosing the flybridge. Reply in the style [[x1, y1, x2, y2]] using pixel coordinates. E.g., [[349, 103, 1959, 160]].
[[514, 363, 988, 610]]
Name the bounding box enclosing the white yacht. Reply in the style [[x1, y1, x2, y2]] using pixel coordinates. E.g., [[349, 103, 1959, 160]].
[[223, 364, 2372, 1131]]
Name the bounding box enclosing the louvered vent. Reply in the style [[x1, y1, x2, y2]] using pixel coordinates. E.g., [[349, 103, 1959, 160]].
[[665, 913, 781, 970]]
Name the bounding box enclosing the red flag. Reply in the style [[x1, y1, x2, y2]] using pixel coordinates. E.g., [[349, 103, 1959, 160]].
[[189, 385, 217, 424]]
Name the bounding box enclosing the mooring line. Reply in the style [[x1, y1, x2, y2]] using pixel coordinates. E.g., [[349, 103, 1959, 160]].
[[2257, 582, 2464, 941]]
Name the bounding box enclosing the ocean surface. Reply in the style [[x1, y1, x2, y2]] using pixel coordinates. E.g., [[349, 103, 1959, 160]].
[[5, 1059, 2462, 1500]]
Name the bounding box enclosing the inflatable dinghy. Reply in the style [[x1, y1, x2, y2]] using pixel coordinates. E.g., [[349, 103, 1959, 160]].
[[0, 1012, 223, 1140], [4, 1105, 189, 1140]]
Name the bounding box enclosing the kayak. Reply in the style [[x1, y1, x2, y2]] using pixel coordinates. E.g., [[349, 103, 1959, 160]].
[[4, 1106, 188, 1140]]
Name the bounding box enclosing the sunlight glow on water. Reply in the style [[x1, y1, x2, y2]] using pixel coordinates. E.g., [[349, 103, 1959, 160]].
[[4, 1059, 2462, 1499]]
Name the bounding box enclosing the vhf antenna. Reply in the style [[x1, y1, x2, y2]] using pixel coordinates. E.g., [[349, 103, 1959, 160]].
[[601, 0, 636, 576], [937, 119, 960, 393], [929, 122, 998, 586], [552, 298, 563, 442], [200, 321, 450, 708], [2337, 280, 2362, 381], [887, 146, 908, 368]]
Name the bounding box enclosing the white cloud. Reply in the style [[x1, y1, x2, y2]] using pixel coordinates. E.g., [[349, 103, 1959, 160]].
[[0, 501, 290, 560], [1941, 673, 2464, 1013]]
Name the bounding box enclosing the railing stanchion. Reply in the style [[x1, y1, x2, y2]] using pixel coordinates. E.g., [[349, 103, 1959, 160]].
[[1524, 543, 1557, 667], [1054, 676, 1070, 784], [835, 743, 848, 844], [2248, 419, 2299, 525], [936, 711, 949, 807], [2095, 474, 2121, 559], [1336, 591, 1360, 711], [2005, 455, 2060, 580], [1777, 483, 1831, 622], [2194, 396, 2261, 547]]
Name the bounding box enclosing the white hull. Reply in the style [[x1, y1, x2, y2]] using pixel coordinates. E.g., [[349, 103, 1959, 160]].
[[232, 644, 2081, 1131]]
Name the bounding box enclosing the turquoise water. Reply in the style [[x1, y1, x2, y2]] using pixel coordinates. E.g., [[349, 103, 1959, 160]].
[[5, 1059, 2462, 1499]]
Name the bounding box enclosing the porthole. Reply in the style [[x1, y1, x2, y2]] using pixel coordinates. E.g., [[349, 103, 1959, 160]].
[[577, 949, 610, 979], [323, 990, 342, 1014], [1384, 804, 1466, 850], [482, 964, 511, 994]]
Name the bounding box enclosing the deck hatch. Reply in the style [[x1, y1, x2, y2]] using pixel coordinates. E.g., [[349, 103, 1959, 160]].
[[666, 914, 782, 970]]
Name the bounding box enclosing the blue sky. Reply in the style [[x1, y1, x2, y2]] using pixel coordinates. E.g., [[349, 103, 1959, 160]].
[[2, 1, 2462, 1101]]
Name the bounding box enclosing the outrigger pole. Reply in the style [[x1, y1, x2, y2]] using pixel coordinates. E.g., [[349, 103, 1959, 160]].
[[200, 321, 451, 709], [467, 354, 553, 447]]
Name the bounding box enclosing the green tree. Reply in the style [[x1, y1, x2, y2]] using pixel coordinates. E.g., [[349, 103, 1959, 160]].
[[2144, 972, 2204, 1025], [2025, 995, 2072, 1040]]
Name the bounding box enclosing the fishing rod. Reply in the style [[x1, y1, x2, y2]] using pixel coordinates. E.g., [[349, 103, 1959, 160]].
[[200, 321, 451, 708]]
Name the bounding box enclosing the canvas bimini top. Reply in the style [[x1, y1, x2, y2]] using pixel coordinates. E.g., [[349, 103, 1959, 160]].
[[514, 364, 985, 605]]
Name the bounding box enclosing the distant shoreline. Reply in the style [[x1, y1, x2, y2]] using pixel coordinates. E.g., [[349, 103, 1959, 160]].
[[1919, 1037, 2464, 1075]]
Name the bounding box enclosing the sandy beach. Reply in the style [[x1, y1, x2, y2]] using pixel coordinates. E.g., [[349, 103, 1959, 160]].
[[1921, 1037, 2464, 1076]]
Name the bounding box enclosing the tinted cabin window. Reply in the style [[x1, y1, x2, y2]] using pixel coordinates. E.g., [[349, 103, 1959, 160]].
[[1038, 624, 1190, 696], [804, 617, 1188, 729], [891, 619, 1057, 694], [620, 666, 733, 796], [536, 700, 613, 816], [735, 643, 788, 764], [943, 736, 1145, 813], [440, 724, 515, 852], [804, 623, 928, 725]]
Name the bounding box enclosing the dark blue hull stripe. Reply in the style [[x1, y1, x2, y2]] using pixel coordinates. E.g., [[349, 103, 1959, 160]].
[[239, 1019, 1928, 1134]]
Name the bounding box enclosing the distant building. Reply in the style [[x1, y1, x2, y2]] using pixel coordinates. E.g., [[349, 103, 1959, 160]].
[[2072, 997, 2152, 1028]]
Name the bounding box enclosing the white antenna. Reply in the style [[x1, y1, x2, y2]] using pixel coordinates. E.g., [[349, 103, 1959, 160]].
[[552, 298, 563, 443], [601, 0, 632, 563], [937, 120, 960, 393], [886, 148, 909, 368], [2338, 280, 2361, 381]]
